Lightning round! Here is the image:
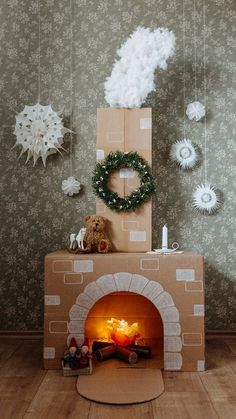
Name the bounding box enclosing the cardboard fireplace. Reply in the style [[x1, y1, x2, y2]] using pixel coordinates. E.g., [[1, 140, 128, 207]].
[[44, 108, 205, 372], [44, 251, 205, 372]]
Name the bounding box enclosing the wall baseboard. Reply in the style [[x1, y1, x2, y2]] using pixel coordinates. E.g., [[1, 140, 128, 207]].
[[0, 330, 43, 339], [206, 330, 236, 338], [0, 330, 235, 339]]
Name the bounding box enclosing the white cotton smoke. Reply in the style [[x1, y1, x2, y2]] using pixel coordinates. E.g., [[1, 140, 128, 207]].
[[104, 26, 176, 108]]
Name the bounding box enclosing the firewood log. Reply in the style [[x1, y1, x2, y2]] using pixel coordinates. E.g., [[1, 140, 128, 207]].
[[128, 344, 152, 358], [96, 345, 117, 361], [116, 346, 138, 364], [92, 341, 114, 353]]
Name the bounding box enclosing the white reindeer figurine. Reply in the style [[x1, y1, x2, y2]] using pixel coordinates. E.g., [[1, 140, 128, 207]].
[[69, 233, 78, 250], [76, 227, 86, 250]]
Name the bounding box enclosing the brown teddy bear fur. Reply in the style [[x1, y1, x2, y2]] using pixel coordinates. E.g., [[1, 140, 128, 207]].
[[80, 215, 112, 253]]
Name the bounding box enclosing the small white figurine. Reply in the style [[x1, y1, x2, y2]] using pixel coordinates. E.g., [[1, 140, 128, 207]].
[[69, 233, 78, 250], [76, 228, 86, 249]]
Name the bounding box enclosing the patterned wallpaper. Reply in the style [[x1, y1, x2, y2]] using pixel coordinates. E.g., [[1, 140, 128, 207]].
[[0, 0, 235, 331]]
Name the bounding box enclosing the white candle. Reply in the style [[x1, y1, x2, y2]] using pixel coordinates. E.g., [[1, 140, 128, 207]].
[[162, 225, 168, 249]]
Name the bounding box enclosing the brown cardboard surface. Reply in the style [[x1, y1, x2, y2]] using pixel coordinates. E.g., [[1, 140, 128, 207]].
[[77, 366, 164, 404], [96, 108, 152, 252], [44, 250, 205, 371], [181, 346, 205, 370], [180, 315, 205, 332], [44, 311, 71, 366], [124, 108, 152, 155], [97, 108, 125, 153], [96, 108, 152, 154], [96, 200, 152, 252], [44, 251, 204, 314]]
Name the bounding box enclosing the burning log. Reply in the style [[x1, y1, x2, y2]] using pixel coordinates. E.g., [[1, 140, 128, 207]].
[[116, 346, 138, 365], [95, 345, 117, 361], [92, 320, 151, 365], [128, 345, 152, 359], [92, 341, 114, 353], [94, 343, 139, 365], [92, 340, 152, 361]]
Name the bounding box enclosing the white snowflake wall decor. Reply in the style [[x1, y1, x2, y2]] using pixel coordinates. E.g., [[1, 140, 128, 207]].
[[170, 139, 200, 169], [62, 176, 81, 197], [192, 183, 221, 214], [186, 101, 205, 121], [14, 103, 71, 166], [104, 26, 176, 108]]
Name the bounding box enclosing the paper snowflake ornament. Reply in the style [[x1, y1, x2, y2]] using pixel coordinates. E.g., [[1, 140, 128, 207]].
[[186, 101, 205, 122], [192, 183, 221, 214], [62, 176, 81, 197], [14, 103, 71, 166], [170, 139, 199, 169]]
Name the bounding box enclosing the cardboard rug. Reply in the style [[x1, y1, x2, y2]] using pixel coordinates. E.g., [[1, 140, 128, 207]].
[[77, 361, 164, 404]]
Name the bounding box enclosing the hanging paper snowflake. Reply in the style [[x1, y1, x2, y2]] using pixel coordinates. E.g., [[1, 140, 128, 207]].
[[186, 101, 205, 122], [62, 176, 81, 197], [192, 183, 221, 214], [170, 139, 200, 169], [14, 103, 71, 166]]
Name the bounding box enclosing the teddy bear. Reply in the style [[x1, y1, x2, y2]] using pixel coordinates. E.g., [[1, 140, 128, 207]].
[[79, 214, 112, 253]]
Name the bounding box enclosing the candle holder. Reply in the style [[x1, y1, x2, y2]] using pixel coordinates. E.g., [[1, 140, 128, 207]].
[[154, 242, 180, 254]]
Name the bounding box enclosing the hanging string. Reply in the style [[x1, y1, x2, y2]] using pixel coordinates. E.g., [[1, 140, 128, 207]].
[[69, 0, 73, 176], [193, 0, 197, 101], [38, 0, 41, 103], [182, 0, 186, 139], [7, 0, 41, 125], [203, 0, 207, 183]]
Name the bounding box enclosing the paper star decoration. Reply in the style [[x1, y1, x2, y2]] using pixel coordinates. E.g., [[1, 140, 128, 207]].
[[14, 103, 71, 166], [170, 139, 200, 169], [192, 183, 221, 214], [62, 176, 81, 197], [186, 101, 205, 122]]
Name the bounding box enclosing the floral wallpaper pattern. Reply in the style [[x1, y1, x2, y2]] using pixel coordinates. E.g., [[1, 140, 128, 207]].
[[0, 0, 235, 330]]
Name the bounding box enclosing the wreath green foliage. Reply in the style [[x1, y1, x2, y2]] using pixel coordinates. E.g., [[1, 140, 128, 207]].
[[92, 151, 155, 212]]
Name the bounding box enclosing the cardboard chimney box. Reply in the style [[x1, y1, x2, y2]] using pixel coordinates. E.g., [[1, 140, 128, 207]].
[[44, 250, 205, 372], [96, 108, 152, 252]]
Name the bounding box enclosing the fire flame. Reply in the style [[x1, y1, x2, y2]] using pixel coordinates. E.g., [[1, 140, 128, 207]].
[[107, 318, 140, 346]]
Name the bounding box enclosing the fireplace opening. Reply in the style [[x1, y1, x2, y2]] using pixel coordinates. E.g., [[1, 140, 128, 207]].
[[85, 291, 164, 368]]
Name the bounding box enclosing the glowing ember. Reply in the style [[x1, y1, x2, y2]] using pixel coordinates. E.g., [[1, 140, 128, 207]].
[[107, 318, 140, 346]]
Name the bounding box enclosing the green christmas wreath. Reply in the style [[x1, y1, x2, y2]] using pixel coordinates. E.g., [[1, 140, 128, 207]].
[[92, 151, 155, 212]]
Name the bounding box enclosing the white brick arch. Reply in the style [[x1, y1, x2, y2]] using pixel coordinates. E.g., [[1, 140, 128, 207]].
[[67, 272, 183, 370]]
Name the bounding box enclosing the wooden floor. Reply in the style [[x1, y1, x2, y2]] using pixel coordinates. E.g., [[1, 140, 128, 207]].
[[0, 337, 236, 419]]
